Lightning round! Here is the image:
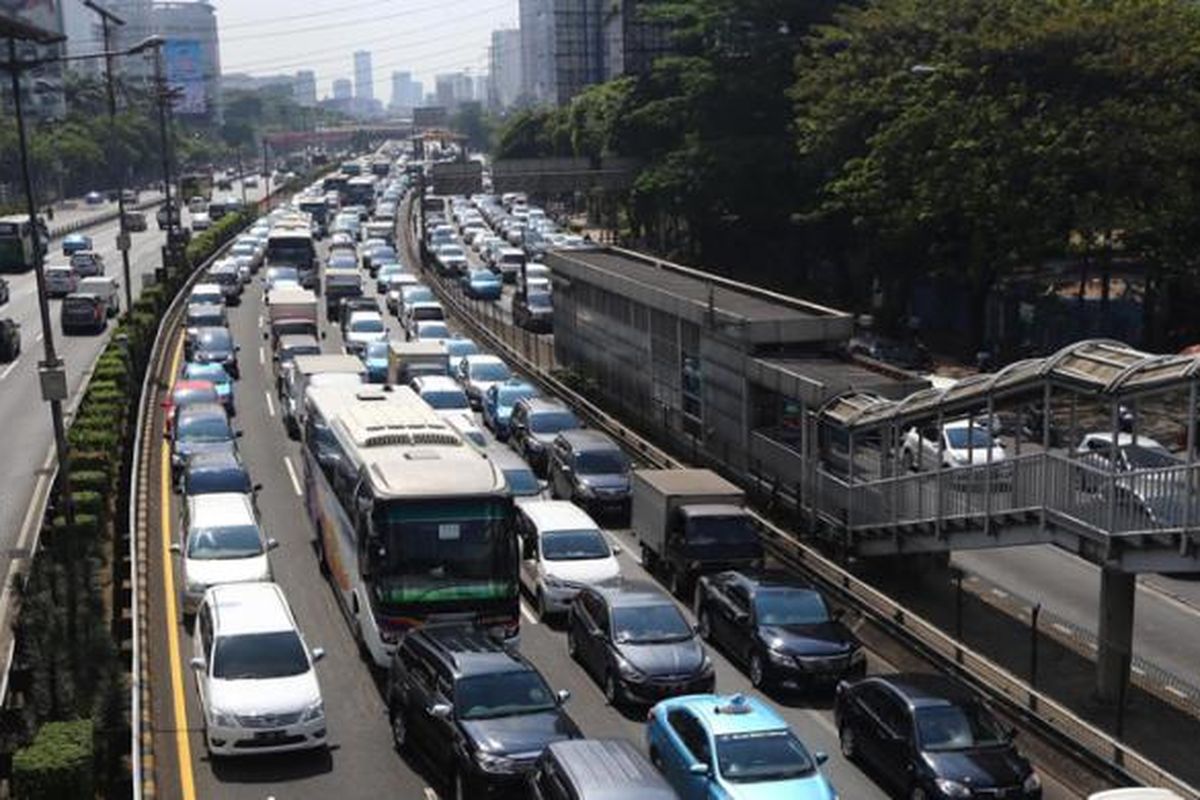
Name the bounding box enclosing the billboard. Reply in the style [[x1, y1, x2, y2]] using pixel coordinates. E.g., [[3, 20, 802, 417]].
[[164, 38, 207, 114], [413, 106, 448, 130]]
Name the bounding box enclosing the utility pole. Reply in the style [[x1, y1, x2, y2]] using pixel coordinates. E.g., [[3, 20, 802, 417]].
[[85, 0, 133, 316], [5, 38, 73, 524], [263, 139, 272, 210], [237, 150, 248, 207], [151, 42, 177, 273]]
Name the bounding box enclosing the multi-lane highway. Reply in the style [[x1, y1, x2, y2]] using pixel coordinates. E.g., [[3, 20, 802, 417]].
[[0, 180, 262, 661], [144, 185, 1077, 799]]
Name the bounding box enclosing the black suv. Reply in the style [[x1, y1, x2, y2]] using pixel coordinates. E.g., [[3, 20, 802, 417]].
[[695, 570, 865, 691], [387, 623, 580, 799], [509, 398, 580, 476]]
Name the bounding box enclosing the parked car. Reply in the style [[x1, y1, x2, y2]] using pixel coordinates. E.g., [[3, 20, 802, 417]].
[[190, 582, 327, 756], [694, 570, 865, 691], [456, 354, 512, 410], [481, 379, 539, 441], [548, 430, 632, 522], [835, 673, 1042, 800], [386, 623, 579, 798], [528, 739, 678, 800], [62, 233, 92, 255], [900, 419, 1006, 472], [568, 581, 714, 707], [173, 492, 277, 615], [169, 402, 240, 487], [517, 500, 620, 620], [510, 398, 581, 476], [647, 693, 837, 800]]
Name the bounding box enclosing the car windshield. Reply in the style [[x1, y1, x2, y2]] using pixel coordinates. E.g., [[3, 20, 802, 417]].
[[471, 361, 511, 382], [418, 323, 450, 339], [212, 631, 309, 680], [530, 410, 578, 434], [423, 389, 468, 410], [527, 292, 552, 308], [612, 603, 692, 644], [177, 415, 231, 442], [187, 524, 263, 560], [575, 450, 627, 475], [471, 271, 496, 282], [945, 426, 994, 449], [454, 670, 557, 720], [503, 468, 541, 496], [199, 330, 232, 350], [365, 341, 390, 359], [1121, 445, 1180, 469], [754, 589, 830, 626], [350, 317, 384, 333], [541, 529, 609, 561], [446, 339, 478, 358], [915, 703, 1009, 751], [716, 731, 815, 783]]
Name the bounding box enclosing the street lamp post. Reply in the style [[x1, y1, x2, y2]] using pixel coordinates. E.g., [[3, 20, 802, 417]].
[[85, 0, 134, 316], [149, 41, 178, 273], [5, 37, 73, 524]]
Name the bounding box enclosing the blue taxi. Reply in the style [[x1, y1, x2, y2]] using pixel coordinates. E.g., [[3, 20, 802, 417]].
[[646, 693, 837, 800]]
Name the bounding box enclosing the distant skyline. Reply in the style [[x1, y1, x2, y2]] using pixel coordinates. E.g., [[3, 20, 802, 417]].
[[212, 0, 517, 100]]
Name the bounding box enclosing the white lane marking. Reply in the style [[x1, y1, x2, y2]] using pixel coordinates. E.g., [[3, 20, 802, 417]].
[[520, 599, 538, 625], [0, 359, 19, 380], [258, 346, 265, 365], [283, 455, 302, 497], [424, 789, 439, 800], [265, 391, 276, 418]]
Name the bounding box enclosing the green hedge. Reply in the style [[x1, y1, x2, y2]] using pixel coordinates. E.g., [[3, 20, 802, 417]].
[[71, 470, 110, 495], [12, 719, 94, 800]]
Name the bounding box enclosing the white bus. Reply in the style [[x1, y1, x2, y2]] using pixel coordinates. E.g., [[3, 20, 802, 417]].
[[301, 385, 519, 666], [266, 227, 317, 290]]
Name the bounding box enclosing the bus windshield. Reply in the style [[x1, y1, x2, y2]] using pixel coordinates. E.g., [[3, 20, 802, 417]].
[[266, 236, 315, 267], [369, 498, 515, 607]]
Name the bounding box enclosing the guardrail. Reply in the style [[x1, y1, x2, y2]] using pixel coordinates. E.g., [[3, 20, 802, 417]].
[[45, 195, 165, 241], [402, 194, 1200, 799]]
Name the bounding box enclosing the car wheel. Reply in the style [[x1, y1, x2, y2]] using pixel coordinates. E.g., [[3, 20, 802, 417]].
[[604, 670, 620, 707], [536, 589, 548, 621], [389, 704, 408, 752], [567, 624, 579, 660], [749, 652, 766, 688], [839, 724, 857, 761], [697, 608, 712, 642]]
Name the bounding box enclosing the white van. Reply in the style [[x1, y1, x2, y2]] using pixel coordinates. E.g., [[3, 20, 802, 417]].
[[515, 500, 621, 619], [77, 276, 120, 317]]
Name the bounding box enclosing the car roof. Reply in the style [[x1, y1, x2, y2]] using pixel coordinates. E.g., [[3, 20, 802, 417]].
[[518, 500, 598, 533], [715, 569, 815, 594], [177, 401, 227, 421], [414, 375, 462, 392], [589, 579, 669, 608], [545, 739, 675, 799], [416, 623, 532, 677], [516, 397, 571, 415], [663, 693, 788, 738], [556, 429, 618, 452], [867, 673, 979, 708], [187, 492, 255, 526], [208, 582, 295, 636]]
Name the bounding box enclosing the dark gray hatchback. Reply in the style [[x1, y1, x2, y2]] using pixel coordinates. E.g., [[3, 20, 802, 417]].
[[528, 739, 679, 800]]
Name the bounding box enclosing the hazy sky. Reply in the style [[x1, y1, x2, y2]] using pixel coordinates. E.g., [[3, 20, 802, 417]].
[[212, 0, 519, 99]]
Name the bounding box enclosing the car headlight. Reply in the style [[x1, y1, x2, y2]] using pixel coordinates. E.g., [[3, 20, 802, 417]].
[[300, 700, 324, 723], [934, 778, 972, 798], [766, 646, 794, 666], [211, 709, 237, 728], [614, 654, 645, 681], [1022, 772, 1042, 792], [576, 483, 596, 498], [474, 750, 517, 773]]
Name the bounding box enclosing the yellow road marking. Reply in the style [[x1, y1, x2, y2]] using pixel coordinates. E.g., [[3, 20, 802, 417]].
[[159, 330, 196, 800]]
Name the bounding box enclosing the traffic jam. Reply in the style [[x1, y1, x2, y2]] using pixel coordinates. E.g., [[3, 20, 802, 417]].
[[161, 145, 1048, 800]]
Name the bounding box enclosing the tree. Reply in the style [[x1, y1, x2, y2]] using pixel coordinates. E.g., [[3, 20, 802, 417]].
[[793, 0, 1200, 350]]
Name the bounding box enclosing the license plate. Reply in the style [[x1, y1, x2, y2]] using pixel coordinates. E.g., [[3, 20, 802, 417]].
[[253, 730, 287, 741]]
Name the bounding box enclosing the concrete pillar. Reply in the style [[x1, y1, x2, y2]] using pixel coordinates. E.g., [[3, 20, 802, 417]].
[[1096, 566, 1136, 704]]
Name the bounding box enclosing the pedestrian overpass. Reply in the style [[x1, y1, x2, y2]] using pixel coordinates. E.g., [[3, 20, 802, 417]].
[[790, 340, 1200, 701]]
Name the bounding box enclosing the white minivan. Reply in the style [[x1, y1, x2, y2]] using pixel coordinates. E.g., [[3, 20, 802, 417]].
[[191, 582, 327, 756], [174, 492, 277, 615], [515, 500, 621, 620]]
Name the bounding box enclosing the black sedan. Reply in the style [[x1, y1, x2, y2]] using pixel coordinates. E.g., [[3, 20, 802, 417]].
[[695, 570, 865, 691], [835, 673, 1042, 800], [186, 326, 240, 378], [567, 581, 714, 708]]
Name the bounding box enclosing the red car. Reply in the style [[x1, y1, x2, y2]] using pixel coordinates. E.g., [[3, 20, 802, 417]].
[[161, 379, 220, 435]]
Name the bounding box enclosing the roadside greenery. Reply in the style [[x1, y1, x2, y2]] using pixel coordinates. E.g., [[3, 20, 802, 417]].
[[495, 0, 1200, 351]]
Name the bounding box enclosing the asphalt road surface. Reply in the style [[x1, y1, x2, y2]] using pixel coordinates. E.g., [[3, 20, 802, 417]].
[[145, 189, 1078, 799]]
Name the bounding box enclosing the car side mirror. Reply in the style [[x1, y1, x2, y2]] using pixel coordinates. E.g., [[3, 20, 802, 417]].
[[267, 538, 280, 551], [539, 479, 550, 493], [189, 657, 206, 671], [429, 703, 453, 720], [253, 483, 264, 493], [555, 689, 570, 705], [734, 610, 751, 626], [688, 762, 710, 776], [262, 331, 268, 341], [814, 751, 829, 766], [311, 647, 325, 663], [235, 430, 244, 438], [234, 345, 241, 352], [611, 543, 621, 555]]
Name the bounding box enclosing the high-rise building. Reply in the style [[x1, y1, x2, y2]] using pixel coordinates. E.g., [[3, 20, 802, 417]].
[[353, 50, 373, 101], [390, 70, 422, 111], [603, 0, 672, 79], [519, 0, 555, 105], [332, 78, 353, 101], [62, 0, 155, 84], [152, 1, 222, 121], [488, 28, 523, 110], [0, 4, 66, 120], [519, 0, 603, 106], [435, 71, 477, 111], [294, 70, 317, 106]]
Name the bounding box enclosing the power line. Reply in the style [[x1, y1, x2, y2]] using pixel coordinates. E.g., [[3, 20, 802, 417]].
[[221, 0, 485, 44], [219, 0, 398, 31]]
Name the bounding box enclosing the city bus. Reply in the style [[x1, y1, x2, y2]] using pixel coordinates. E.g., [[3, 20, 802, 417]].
[[265, 227, 317, 289], [301, 384, 518, 667], [345, 176, 377, 212], [0, 215, 39, 272]]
